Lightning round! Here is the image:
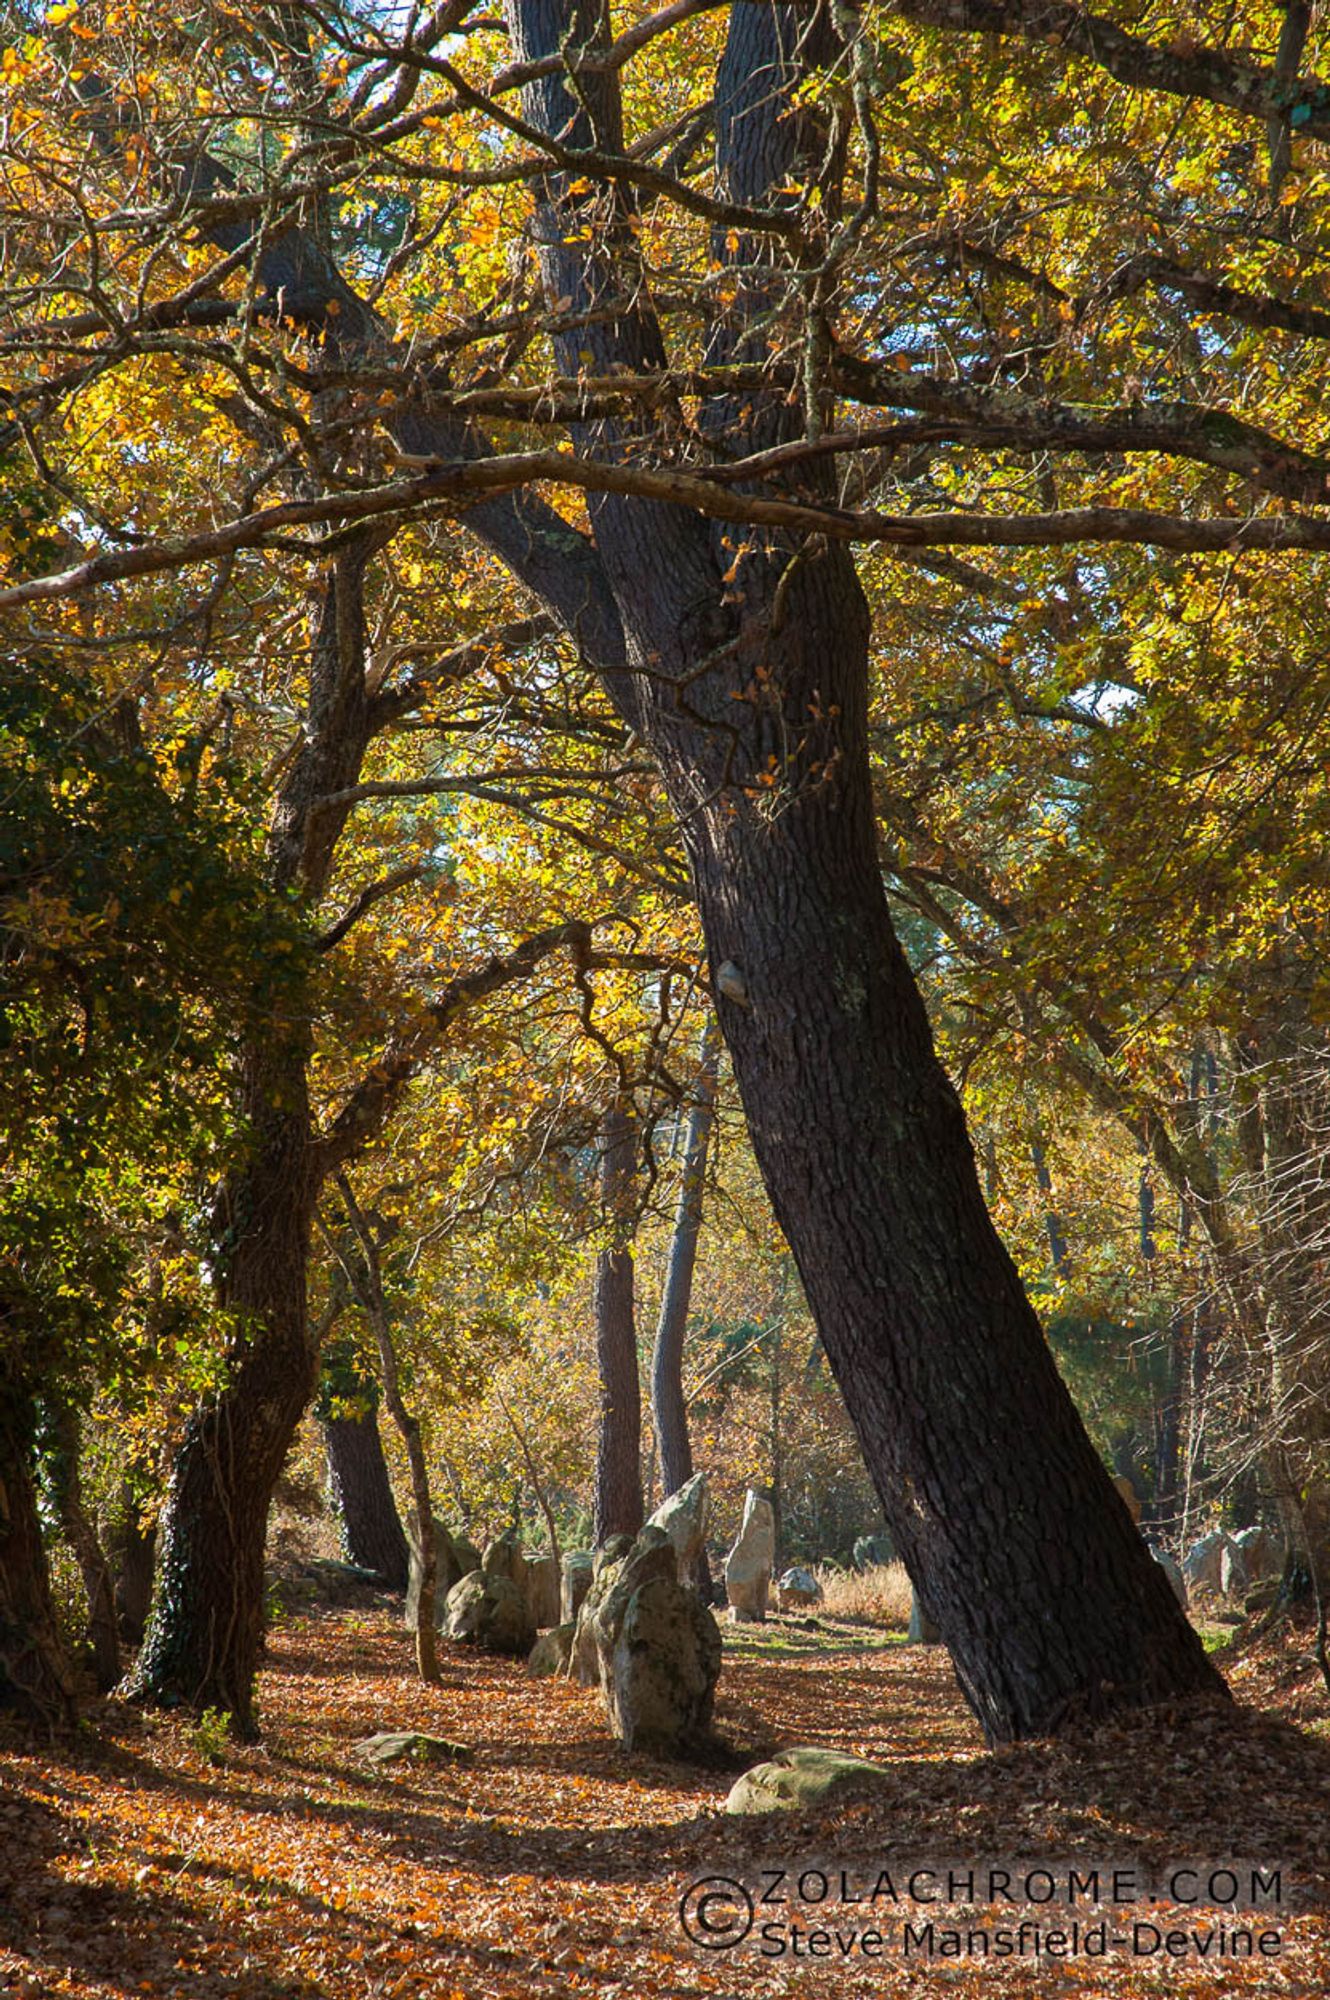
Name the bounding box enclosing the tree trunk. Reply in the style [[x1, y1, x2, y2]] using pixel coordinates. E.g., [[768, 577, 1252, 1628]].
[[123, 1040, 317, 1738], [0, 1395, 77, 1727], [593, 1099, 644, 1542], [501, 0, 1225, 1740], [333, 1175, 441, 1683], [47, 1400, 121, 1690], [107, 1489, 157, 1649], [651, 1017, 720, 1498], [323, 1407, 410, 1591]]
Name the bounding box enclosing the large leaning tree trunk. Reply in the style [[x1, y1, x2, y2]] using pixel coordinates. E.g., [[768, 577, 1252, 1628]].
[[592, 1097, 645, 1543], [652, 1016, 721, 1500], [496, 0, 1225, 1741]]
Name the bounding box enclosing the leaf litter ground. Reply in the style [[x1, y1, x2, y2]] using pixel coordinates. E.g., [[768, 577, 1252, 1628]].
[[1, 1610, 1327, 1999]]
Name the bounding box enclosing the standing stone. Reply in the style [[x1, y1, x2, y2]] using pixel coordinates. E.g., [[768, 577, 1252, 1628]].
[[482, 1534, 528, 1592], [560, 1551, 594, 1624], [1219, 1540, 1248, 1600], [725, 1489, 775, 1622], [852, 1532, 894, 1570], [526, 1554, 561, 1630], [1150, 1548, 1188, 1608], [527, 1623, 576, 1677], [569, 1525, 722, 1752], [908, 1586, 942, 1644], [441, 1570, 536, 1656], [645, 1473, 710, 1572], [1182, 1529, 1229, 1594], [1231, 1524, 1281, 1581]]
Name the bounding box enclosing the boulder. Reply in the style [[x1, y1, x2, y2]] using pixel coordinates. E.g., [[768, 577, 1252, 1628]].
[[594, 1534, 635, 1576], [725, 1489, 775, 1622], [1183, 1529, 1229, 1594], [526, 1553, 561, 1629], [1231, 1524, 1281, 1581], [441, 1570, 536, 1656], [353, 1730, 471, 1766], [570, 1525, 722, 1753], [560, 1550, 594, 1624], [527, 1622, 577, 1677], [645, 1473, 710, 1572], [777, 1566, 822, 1610], [1150, 1548, 1187, 1607], [725, 1746, 891, 1816], [852, 1532, 894, 1571]]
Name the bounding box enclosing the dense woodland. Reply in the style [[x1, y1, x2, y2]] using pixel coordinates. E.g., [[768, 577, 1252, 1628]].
[[6, 0, 1330, 1854]]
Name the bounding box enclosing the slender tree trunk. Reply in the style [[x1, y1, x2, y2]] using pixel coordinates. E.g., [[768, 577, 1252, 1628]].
[[334, 1176, 441, 1683], [323, 1407, 411, 1590], [593, 1099, 644, 1542], [47, 1400, 121, 1690], [0, 1393, 77, 1727], [651, 1017, 720, 1498]]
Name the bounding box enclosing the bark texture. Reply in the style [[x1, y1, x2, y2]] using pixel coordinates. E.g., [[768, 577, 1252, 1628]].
[[47, 1399, 121, 1690], [593, 1099, 644, 1542], [0, 1397, 77, 1727], [652, 1019, 721, 1499], [323, 1408, 411, 1591]]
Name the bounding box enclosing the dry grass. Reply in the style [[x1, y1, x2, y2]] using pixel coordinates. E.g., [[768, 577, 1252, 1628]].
[[813, 1559, 913, 1628]]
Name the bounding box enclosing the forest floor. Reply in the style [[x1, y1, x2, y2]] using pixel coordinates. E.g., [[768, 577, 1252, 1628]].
[[1, 1604, 1328, 2000]]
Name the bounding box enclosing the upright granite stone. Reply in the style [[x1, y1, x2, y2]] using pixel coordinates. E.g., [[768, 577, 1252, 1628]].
[[1149, 1547, 1188, 1608], [1183, 1529, 1230, 1594], [908, 1586, 942, 1644], [852, 1532, 894, 1570], [569, 1525, 722, 1753], [441, 1569, 536, 1656], [526, 1554, 561, 1630], [482, 1534, 528, 1591], [560, 1550, 594, 1624], [645, 1473, 710, 1572], [725, 1489, 775, 1622]]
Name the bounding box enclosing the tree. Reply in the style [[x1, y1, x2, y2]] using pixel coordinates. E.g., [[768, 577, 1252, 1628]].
[[591, 1097, 645, 1541], [18, 0, 1313, 1735], [652, 1016, 722, 1501]]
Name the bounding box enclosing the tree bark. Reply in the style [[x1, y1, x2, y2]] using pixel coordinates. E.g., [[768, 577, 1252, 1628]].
[[0, 1394, 77, 1728], [502, 0, 1226, 1741], [47, 1399, 121, 1690], [593, 1099, 644, 1542], [107, 1488, 157, 1649], [651, 1017, 721, 1498], [123, 1034, 318, 1737], [323, 1407, 410, 1591]]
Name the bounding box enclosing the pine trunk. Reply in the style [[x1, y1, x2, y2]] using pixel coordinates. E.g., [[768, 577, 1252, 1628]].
[[593, 1100, 644, 1542], [651, 1019, 720, 1499], [323, 1409, 410, 1591]]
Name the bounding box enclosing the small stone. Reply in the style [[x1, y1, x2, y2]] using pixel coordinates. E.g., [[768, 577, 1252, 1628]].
[[352, 1731, 472, 1766]]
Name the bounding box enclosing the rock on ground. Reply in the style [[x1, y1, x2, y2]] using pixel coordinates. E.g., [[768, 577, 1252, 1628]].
[[725, 1746, 892, 1815], [725, 1489, 774, 1622]]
